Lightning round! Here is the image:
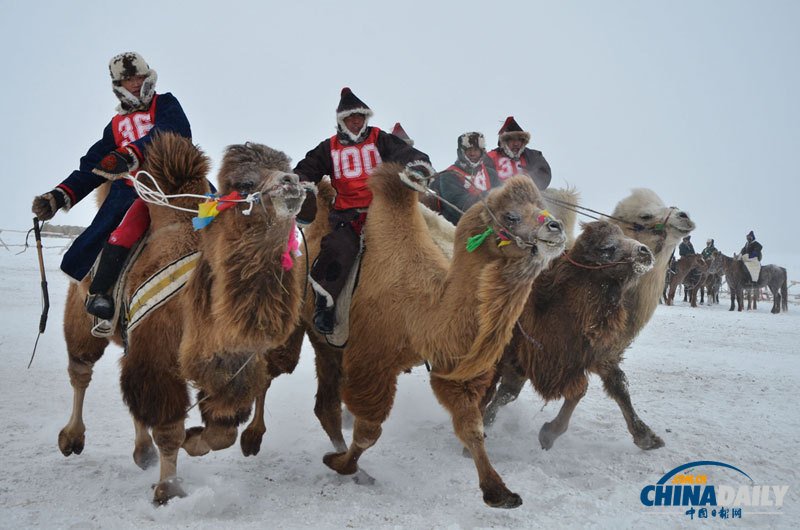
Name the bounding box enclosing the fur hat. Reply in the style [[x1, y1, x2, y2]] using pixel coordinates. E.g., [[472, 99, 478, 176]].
[[109, 52, 157, 115], [683, 235, 691, 241], [498, 116, 531, 158], [707, 238, 714, 245], [391, 122, 414, 146], [456, 132, 486, 169], [336, 87, 373, 144], [747, 230, 755, 240]]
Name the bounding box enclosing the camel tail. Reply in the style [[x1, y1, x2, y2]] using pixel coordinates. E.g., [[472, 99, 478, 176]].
[[141, 131, 211, 196]]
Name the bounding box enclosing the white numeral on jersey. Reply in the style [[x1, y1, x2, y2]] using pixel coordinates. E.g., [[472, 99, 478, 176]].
[[117, 115, 154, 147], [332, 144, 382, 180]]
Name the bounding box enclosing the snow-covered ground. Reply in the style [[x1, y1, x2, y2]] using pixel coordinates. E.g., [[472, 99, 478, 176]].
[[1, 231, 798, 529]]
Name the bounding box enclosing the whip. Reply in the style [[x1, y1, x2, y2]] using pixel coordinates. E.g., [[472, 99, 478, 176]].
[[28, 217, 50, 368]]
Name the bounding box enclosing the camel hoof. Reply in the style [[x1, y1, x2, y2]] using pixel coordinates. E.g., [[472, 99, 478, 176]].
[[152, 476, 186, 505], [634, 432, 665, 450], [323, 451, 358, 475], [240, 428, 264, 457], [58, 429, 84, 456], [133, 442, 158, 470], [482, 486, 523, 509], [538, 422, 562, 451], [182, 426, 211, 457]]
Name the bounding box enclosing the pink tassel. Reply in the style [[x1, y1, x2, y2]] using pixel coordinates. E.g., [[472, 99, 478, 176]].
[[281, 222, 299, 270]]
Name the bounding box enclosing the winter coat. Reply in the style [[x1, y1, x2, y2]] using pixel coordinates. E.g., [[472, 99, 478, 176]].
[[701, 245, 718, 259], [436, 161, 501, 225], [294, 127, 431, 211], [486, 147, 551, 191], [741, 240, 762, 261], [58, 93, 192, 281], [679, 241, 696, 257]]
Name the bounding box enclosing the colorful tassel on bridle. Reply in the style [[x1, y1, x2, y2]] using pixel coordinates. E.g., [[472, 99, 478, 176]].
[[466, 225, 494, 252], [192, 191, 244, 230], [281, 222, 302, 270]]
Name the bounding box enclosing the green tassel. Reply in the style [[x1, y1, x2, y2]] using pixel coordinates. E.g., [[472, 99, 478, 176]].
[[466, 225, 494, 252]]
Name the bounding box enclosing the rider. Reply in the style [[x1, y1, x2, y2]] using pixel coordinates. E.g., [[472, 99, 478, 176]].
[[31, 52, 192, 319], [740, 231, 762, 261], [435, 132, 501, 225], [701, 238, 718, 259], [679, 235, 695, 257], [293, 88, 434, 335], [485, 116, 551, 191]]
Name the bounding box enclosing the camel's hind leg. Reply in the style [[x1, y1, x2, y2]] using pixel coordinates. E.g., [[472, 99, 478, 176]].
[[482, 360, 526, 428], [538, 384, 587, 450], [151, 420, 187, 505], [132, 417, 157, 470], [59, 284, 109, 457], [600, 365, 664, 450], [430, 373, 522, 509], [309, 331, 348, 452], [240, 378, 271, 457]]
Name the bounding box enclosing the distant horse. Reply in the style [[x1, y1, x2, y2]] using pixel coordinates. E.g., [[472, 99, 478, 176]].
[[698, 271, 721, 305], [661, 254, 676, 304], [666, 254, 705, 307], [710, 252, 788, 314]]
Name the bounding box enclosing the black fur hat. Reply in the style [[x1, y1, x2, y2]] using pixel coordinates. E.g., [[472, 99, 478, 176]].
[[498, 116, 531, 158], [336, 87, 373, 143], [456, 132, 486, 169]]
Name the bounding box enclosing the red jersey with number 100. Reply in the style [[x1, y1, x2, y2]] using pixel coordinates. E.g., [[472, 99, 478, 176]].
[[329, 127, 382, 209], [487, 149, 528, 182]]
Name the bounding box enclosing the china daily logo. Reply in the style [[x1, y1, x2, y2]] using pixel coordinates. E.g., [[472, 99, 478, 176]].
[[640, 461, 789, 520]]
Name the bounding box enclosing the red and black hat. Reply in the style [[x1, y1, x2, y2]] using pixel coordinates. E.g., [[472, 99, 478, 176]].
[[336, 87, 373, 120], [391, 122, 413, 146]]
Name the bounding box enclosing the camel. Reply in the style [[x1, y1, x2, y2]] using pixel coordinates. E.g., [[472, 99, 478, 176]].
[[665, 253, 706, 307], [288, 165, 565, 509], [482, 188, 695, 450], [710, 252, 788, 313], [56, 132, 307, 504], [479, 221, 656, 448]]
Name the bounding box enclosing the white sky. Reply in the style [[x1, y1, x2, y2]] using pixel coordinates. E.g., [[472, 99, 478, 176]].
[[2, 0, 798, 265]]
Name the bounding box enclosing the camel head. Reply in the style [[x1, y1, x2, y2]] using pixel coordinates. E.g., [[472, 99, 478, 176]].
[[610, 188, 695, 255], [457, 175, 566, 262], [571, 221, 655, 281], [217, 142, 306, 220]]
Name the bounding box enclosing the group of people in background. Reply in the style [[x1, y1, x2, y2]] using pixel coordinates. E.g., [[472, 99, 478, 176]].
[[675, 230, 764, 291], [31, 52, 553, 336]]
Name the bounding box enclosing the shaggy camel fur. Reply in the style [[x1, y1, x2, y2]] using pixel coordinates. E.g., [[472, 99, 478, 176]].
[[56, 132, 307, 504], [480, 221, 656, 444], [666, 253, 706, 307], [311, 165, 566, 509], [483, 188, 695, 450]]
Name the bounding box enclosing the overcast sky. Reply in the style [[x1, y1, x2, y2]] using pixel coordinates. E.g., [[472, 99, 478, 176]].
[[2, 0, 798, 268]]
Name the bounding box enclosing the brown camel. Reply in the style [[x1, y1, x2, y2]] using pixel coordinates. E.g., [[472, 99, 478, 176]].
[[483, 188, 695, 450], [481, 221, 655, 444], [666, 253, 706, 307], [306, 165, 566, 509], [56, 132, 307, 504]]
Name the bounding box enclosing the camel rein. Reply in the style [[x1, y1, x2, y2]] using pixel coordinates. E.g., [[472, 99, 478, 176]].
[[562, 251, 634, 270], [543, 195, 676, 234]]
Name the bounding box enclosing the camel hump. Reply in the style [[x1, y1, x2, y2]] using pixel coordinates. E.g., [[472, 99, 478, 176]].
[[142, 131, 211, 195], [367, 162, 414, 206]]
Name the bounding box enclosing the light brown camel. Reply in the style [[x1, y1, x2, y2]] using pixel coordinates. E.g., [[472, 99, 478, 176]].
[[56, 132, 307, 504], [665, 253, 706, 307], [306, 165, 566, 508], [482, 188, 695, 450]]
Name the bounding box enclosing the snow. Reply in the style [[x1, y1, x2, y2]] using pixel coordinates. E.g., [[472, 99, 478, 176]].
[[1, 231, 798, 529]]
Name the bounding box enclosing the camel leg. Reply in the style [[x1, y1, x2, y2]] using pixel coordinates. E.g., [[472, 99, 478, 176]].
[[322, 416, 382, 477], [151, 420, 187, 505], [240, 378, 271, 457], [310, 333, 348, 452], [600, 365, 664, 450], [483, 365, 526, 428], [430, 374, 522, 509], [132, 417, 157, 470], [183, 403, 245, 457], [538, 385, 587, 450]]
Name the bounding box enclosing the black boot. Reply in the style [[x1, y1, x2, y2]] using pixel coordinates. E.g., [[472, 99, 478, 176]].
[[312, 292, 335, 335], [86, 242, 130, 320]]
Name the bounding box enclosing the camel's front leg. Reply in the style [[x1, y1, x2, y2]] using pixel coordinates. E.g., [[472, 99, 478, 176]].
[[538, 384, 587, 450], [133, 417, 157, 469], [58, 356, 93, 456], [600, 365, 664, 450], [152, 420, 187, 505], [240, 379, 271, 456], [322, 417, 381, 477], [430, 374, 522, 509]]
